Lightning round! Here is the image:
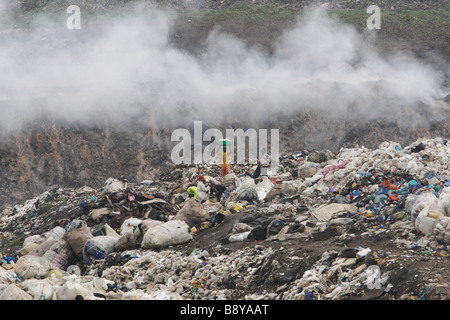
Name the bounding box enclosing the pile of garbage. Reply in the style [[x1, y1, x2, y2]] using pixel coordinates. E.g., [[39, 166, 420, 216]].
[[0, 137, 448, 300]]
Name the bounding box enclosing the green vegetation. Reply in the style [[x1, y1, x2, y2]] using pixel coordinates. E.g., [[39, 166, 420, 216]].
[[7, 2, 450, 54], [181, 3, 300, 22], [177, 2, 450, 27], [12, 1, 450, 30]]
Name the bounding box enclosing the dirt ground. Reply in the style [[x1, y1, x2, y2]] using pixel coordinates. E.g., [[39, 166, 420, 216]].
[[179, 206, 449, 300]]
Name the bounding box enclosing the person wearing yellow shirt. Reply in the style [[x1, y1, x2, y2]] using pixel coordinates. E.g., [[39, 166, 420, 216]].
[[187, 186, 197, 199]]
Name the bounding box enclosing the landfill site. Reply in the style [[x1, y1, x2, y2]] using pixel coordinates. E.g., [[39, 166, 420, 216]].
[[0, 0, 449, 307]]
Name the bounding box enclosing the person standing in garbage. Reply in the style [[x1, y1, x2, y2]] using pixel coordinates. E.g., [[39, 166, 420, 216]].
[[187, 186, 198, 199], [219, 139, 231, 177], [209, 182, 226, 201], [196, 175, 210, 203]]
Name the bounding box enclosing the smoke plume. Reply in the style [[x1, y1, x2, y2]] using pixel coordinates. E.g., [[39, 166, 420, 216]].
[[0, 2, 448, 136]]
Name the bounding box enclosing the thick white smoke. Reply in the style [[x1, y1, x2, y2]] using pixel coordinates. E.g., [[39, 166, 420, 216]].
[[0, 3, 448, 136]]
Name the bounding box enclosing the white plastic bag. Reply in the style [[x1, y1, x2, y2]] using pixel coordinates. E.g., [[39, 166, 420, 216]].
[[42, 239, 73, 270], [141, 220, 192, 250], [254, 176, 274, 201], [222, 173, 238, 188], [235, 176, 255, 192], [14, 255, 52, 280], [228, 231, 251, 242], [438, 187, 450, 216], [409, 192, 439, 223], [433, 216, 450, 244], [120, 218, 143, 235], [56, 279, 93, 300], [0, 284, 33, 300], [415, 208, 439, 235], [104, 177, 127, 193], [311, 203, 358, 222], [83, 236, 118, 263], [22, 279, 54, 300]]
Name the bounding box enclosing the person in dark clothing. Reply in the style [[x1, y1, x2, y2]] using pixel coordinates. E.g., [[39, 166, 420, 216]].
[[251, 161, 261, 179], [209, 183, 226, 201]]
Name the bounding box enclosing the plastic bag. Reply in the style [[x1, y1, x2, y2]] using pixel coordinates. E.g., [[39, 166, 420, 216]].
[[221, 173, 238, 188], [20, 235, 43, 256], [254, 177, 274, 201], [22, 279, 54, 300], [141, 220, 192, 250], [103, 177, 127, 193], [264, 183, 297, 202], [42, 239, 74, 270], [120, 218, 143, 235], [28, 237, 58, 257], [311, 203, 358, 222], [20, 226, 66, 257], [83, 241, 104, 265], [235, 176, 255, 191], [438, 187, 450, 215], [67, 221, 93, 258], [174, 198, 210, 227], [433, 217, 450, 244], [14, 255, 52, 280], [140, 219, 164, 233], [56, 279, 93, 300], [89, 208, 110, 222], [236, 187, 259, 204], [415, 208, 439, 235], [83, 236, 118, 264], [0, 284, 33, 300], [228, 231, 251, 242], [409, 192, 439, 223], [114, 232, 139, 252]]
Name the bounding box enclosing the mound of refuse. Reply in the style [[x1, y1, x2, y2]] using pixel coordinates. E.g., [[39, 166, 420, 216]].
[[0, 137, 449, 300]]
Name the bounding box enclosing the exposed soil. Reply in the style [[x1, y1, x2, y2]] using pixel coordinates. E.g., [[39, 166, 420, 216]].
[[177, 206, 449, 300]]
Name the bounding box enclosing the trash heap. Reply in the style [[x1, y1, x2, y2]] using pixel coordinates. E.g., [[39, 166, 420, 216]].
[[0, 137, 449, 300]]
